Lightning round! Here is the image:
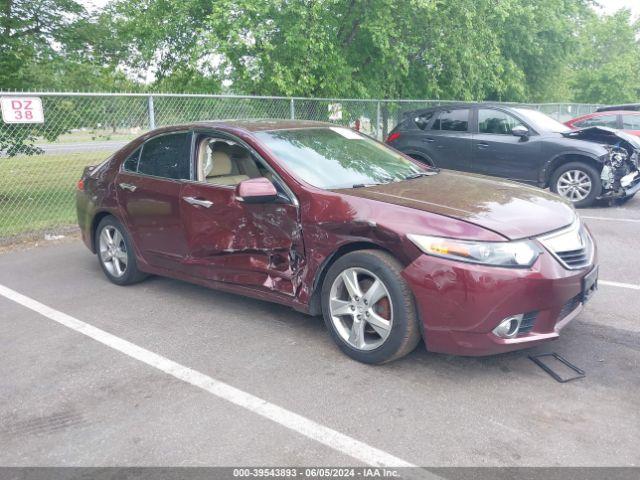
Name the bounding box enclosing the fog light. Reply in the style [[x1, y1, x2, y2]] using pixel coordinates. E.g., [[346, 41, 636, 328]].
[[492, 314, 523, 339]]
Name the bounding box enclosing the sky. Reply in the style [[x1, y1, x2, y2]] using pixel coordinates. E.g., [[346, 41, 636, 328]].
[[596, 0, 640, 18], [79, 0, 640, 17]]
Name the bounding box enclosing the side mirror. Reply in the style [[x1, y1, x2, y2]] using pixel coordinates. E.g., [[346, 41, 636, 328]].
[[512, 125, 529, 138], [236, 177, 278, 204]]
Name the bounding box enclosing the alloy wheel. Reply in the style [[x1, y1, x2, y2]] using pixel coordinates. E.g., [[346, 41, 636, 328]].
[[98, 225, 128, 278], [556, 169, 592, 202], [329, 267, 393, 351]]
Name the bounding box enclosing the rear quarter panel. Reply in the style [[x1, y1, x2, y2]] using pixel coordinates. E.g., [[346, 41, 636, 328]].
[[76, 151, 129, 253]]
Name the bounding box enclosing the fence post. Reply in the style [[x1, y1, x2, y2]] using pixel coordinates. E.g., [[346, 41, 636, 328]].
[[376, 101, 382, 140], [147, 95, 156, 129], [290, 98, 295, 120]]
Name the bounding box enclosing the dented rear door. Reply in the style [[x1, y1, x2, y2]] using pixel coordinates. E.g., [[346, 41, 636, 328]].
[[179, 181, 304, 297]]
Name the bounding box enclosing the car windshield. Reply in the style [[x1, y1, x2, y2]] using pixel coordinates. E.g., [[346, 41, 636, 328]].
[[255, 127, 429, 189], [513, 108, 572, 133]]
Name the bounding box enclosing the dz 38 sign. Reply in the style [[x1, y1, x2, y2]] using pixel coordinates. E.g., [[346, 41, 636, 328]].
[[1, 97, 45, 124]]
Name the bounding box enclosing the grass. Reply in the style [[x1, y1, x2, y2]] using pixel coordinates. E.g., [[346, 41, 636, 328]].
[[51, 130, 137, 144], [0, 151, 109, 239]]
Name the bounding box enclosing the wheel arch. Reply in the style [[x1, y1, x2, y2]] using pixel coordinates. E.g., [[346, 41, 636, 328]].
[[402, 150, 435, 166], [308, 241, 399, 316], [543, 152, 602, 186], [90, 210, 117, 253]]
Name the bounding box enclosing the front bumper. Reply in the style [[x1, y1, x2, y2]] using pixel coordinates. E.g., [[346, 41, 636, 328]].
[[402, 249, 597, 356], [623, 172, 640, 196], [598, 170, 640, 199]]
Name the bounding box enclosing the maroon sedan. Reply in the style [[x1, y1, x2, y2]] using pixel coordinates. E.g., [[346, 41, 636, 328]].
[[77, 120, 598, 363]]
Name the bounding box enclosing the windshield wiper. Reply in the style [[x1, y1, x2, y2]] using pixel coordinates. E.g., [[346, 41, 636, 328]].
[[351, 182, 384, 188], [404, 170, 439, 180]]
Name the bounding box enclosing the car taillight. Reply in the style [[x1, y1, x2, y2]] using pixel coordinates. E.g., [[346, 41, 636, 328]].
[[76, 179, 84, 191], [387, 132, 401, 143]]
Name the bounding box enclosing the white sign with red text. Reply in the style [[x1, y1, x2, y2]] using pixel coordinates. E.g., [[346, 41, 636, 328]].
[[1, 97, 44, 124]]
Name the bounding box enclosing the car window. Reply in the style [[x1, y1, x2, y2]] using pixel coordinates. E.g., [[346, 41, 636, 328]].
[[196, 136, 271, 187], [137, 132, 192, 180], [622, 115, 640, 130], [478, 109, 521, 135], [574, 115, 617, 129], [413, 111, 435, 130], [432, 109, 469, 132], [122, 148, 141, 172]]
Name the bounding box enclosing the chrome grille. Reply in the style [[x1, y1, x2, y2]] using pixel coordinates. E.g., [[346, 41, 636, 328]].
[[537, 220, 593, 270], [557, 248, 589, 268]]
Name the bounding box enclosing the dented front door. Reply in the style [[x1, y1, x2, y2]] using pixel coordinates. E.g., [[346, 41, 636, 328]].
[[179, 181, 303, 296]]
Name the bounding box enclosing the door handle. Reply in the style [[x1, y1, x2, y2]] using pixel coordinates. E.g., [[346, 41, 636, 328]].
[[118, 182, 137, 192], [477, 143, 489, 149], [183, 196, 213, 208], [421, 137, 435, 143]]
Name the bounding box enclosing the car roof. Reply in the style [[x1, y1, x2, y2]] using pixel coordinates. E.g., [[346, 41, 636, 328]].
[[402, 103, 528, 117], [402, 103, 471, 115], [596, 104, 640, 112], [587, 110, 640, 115], [569, 110, 640, 122]]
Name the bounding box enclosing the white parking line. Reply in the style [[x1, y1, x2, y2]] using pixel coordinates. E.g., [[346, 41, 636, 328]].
[[0, 283, 428, 472], [600, 280, 640, 290], [581, 216, 640, 224]]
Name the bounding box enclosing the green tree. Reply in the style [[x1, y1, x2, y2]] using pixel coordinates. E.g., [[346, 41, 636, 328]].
[[1, 0, 85, 90], [570, 9, 640, 104], [0, 0, 140, 155], [107, 0, 222, 92], [111, 0, 596, 102]]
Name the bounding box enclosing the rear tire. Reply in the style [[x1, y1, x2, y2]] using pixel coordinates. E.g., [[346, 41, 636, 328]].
[[321, 249, 421, 364], [550, 162, 601, 208], [95, 216, 148, 286]]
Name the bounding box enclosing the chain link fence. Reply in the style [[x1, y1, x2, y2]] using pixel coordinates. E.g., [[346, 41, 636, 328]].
[[0, 92, 601, 243]]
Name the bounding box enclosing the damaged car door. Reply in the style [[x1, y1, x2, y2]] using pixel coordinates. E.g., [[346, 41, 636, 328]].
[[180, 133, 304, 297]]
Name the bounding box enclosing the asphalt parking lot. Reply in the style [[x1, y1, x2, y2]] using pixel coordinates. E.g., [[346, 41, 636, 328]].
[[0, 197, 639, 468]]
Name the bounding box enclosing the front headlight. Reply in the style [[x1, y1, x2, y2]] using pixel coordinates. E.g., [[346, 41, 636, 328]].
[[407, 234, 540, 268]]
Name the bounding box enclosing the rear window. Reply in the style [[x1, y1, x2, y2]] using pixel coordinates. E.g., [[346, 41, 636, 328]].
[[432, 109, 469, 132]]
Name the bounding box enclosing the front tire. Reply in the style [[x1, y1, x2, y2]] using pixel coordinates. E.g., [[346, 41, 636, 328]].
[[321, 250, 421, 364], [550, 162, 601, 208], [95, 216, 147, 286]]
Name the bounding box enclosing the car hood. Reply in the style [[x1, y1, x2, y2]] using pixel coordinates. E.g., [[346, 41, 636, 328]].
[[562, 126, 640, 150], [333, 171, 576, 240]]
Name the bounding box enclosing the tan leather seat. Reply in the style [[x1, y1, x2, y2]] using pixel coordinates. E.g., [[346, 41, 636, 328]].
[[206, 149, 249, 186]]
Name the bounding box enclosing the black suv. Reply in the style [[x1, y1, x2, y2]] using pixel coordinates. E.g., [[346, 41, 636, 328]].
[[386, 103, 640, 207]]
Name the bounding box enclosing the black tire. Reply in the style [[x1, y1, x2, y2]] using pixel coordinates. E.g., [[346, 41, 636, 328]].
[[95, 215, 148, 286], [550, 162, 602, 208], [321, 249, 421, 364]]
